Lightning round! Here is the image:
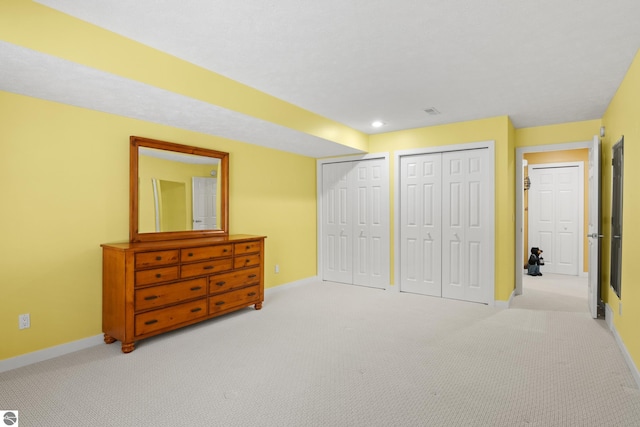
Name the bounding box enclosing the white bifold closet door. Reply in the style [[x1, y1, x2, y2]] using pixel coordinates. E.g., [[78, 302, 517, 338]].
[[400, 149, 491, 304], [322, 159, 389, 289]]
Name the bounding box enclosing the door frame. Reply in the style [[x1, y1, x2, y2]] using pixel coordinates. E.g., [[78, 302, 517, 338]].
[[515, 140, 594, 296], [394, 140, 496, 304], [317, 153, 391, 289], [527, 161, 584, 276]]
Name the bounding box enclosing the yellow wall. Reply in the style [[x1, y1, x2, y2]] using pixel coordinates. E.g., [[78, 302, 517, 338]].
[[601, 50, 640, 369], [0, 91, 318, 360], [515, 120, 601, 147], [369, 116, 515, 301], [523, 149, 589, 271]]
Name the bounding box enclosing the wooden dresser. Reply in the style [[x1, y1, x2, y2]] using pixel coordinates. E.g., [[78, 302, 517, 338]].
[[101, 234, 265, 353]]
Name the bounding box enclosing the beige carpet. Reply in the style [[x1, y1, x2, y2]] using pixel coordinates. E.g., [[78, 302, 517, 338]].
[[512, 272, 589, 313], [1, 280, 639, 426]]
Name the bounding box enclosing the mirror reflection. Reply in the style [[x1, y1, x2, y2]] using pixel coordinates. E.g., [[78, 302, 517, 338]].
[[138, 147, 222, 233], [130, 136, 229, 242]]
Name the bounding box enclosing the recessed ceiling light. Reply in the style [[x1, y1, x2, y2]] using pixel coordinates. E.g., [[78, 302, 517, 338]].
[[371, 121, 384, 128]]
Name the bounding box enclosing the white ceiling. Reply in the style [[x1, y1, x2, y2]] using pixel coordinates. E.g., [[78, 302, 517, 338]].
[[4, 1, 640, 157]]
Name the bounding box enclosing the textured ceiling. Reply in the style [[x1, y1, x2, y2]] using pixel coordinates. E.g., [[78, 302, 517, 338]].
[[5, 1, 640, 157]]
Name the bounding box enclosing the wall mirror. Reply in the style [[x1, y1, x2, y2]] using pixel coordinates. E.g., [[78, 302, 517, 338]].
[[130, 136, 229, 242]]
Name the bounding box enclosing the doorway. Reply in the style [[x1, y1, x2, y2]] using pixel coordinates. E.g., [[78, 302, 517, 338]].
[[515, 139, 601, 317]]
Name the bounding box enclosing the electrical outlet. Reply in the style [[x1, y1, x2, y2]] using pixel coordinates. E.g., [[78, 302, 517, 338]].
[[275, 264, 280, 273], [19, 313, 30, 329]]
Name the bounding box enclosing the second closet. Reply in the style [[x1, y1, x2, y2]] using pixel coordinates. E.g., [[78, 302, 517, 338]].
[[398, 147, 493, 304]]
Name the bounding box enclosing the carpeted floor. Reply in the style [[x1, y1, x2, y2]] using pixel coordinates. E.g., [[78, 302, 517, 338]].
[[1, 280, 639, 426], [512, 272, 589, 313]]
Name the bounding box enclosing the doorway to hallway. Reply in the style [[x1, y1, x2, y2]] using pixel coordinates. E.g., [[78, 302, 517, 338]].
[[515, 139, 601, 317]]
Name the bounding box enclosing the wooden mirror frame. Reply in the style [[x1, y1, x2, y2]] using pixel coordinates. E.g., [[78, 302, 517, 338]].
[[130, 136, 229, 242]]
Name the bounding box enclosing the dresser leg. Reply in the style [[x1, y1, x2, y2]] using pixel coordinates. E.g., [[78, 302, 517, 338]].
[[121, 342, 135, 353], [103, 334, 116, 344], [254, 302, 263, 310]]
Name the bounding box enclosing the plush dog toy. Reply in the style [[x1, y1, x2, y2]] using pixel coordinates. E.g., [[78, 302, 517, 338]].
[[527, 247, 544, 276]]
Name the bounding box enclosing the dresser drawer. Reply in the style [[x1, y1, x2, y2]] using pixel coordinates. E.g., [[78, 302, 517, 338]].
[[209, 267, 261, 294], [181, 258, 233, 278], [135, 266, 179, 286], [135, 250, 179, 268], [209, 285, 260, 314], [135, 278, 207, 311], [234, 253, 261, 269], [135, 299, 207, 336], [234, 240, 261, 255], [181, 245, 232, 262]]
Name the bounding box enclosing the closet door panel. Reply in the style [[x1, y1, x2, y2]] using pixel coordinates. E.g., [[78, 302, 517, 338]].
[[442, 149, 490, 303], [400, 154, 441, 296], [322, 162, 354, 284], [353, 158, 388, 288], [442, 153, 465, 301]]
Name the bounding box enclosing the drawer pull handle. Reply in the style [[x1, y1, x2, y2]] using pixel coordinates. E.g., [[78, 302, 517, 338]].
[[215, 301, 225, 306], [248, 292, 257, 297], [144, 295, 158, 301], [245, 258, 251, 263], [191, 307, 202, 313], [188, 252, 193, 257], [245, 245, 250, 249], [203, 266, 214, 270], [190, 286, 202, 291], [223, 248, 228, 252], [144, 319, 158, 325], [216, 281, 226, 286], [155, 273, 162, 278], [248, 274, 257, 278], [155, 256, 162, 261]]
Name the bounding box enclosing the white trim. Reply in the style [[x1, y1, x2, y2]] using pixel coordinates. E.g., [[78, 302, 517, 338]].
[[515, 140, 593, 297], [0, 334, 104, 374], [265, 276, 320, 295], [605, 304, 640, 390], [528, 161, 584, 275], [495, 290, 515, 309], [316, 153, 391, 290], [394, 140, 496, 304]]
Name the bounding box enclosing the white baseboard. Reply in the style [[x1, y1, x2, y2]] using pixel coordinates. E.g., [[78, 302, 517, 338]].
[[0, 334, 104, 374], [494, 290, 515, 309], [605, 303, 640, 390], [265, 275, 320, 295]]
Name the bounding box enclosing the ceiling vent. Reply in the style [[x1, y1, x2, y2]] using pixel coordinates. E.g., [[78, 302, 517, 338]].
[[424, 107, 441, 115]]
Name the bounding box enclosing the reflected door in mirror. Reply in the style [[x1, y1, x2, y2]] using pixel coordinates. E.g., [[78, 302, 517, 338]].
[[192, 177, 217, 230]]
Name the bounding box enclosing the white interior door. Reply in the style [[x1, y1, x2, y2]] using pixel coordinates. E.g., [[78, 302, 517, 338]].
[[441, 149, 491, 303], [321, 158, 389, 288], [192, 177, 217, 230], [399, 153, 442, 296], [587, 136, 601, 318], [528, 164, 581, 275]]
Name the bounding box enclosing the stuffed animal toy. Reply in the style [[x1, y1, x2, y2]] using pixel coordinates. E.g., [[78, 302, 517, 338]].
[[527, 247, 544, 276]]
